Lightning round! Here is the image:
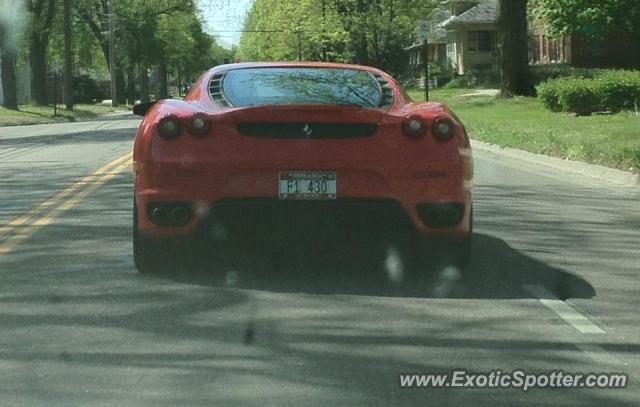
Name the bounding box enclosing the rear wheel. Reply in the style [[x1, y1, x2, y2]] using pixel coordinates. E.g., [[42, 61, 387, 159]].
[[133, 199, 183, 275], [418, 206, 473, 277], [439, 206, 472, 277]]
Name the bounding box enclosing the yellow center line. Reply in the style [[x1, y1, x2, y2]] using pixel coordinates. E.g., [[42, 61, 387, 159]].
[[0, 153, 131, 241], [0, 155, 132, 256]]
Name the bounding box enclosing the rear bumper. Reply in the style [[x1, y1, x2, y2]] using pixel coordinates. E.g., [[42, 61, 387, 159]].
[[135, 165, 472, 240]]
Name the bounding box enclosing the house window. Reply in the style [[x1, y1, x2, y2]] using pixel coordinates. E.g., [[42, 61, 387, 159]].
[[468, 31, 495, 52]]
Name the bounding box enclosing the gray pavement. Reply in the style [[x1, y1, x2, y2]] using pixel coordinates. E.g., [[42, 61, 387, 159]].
[[0, 116, 638, 406]]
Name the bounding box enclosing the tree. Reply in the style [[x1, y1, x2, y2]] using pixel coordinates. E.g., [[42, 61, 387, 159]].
[[76, 0, 198, 103], [0, 29, 19, 110], [499, 0, 534, 97], [26, 0, 57, 106], [63, 0, 73, 110], [532, 0, 640, 37], [237, 0, 437, 77]]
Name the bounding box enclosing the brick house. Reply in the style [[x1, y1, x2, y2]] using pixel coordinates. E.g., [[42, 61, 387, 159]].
[[529, 26, 640, 69]]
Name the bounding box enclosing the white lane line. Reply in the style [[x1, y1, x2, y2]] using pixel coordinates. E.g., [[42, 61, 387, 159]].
[[523, 284, 605, 334]]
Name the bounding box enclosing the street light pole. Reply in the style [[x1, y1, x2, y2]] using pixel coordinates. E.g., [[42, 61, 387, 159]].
[[108, 0, 117, 107]]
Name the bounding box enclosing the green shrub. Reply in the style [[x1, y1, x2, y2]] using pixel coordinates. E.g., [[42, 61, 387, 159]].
[[538, 79, 565, 112], [538, 70, 640, 115], [597, 70, 640, 112], [530, 64, 609, 86], [73, 75, 99, 104], [558, 78, 602, 116]]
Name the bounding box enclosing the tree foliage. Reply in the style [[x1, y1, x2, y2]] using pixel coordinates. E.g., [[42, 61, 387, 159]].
[[12, 0, 231, 105], [238, 0, 437, 77], [532, 0, 640, 37]]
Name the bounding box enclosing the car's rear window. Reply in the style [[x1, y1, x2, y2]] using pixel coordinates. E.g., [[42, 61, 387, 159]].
[[221, 68, 383, 108]]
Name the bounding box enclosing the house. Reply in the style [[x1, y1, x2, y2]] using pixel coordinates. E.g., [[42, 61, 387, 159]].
[[441, 0, 499, 75], [405, 0, 499, 76], [529, 25, 640, 69], [406, 0, 640, 82]]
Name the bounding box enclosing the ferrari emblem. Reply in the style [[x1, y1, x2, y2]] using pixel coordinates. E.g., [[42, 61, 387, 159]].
[[301, 124, 313, 137]]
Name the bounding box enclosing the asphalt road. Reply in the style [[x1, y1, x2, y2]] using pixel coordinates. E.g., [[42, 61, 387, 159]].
[[0, 115, 638, 406]]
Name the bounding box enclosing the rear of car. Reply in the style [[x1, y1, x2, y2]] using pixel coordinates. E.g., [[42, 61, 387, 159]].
[[133, 63, 473, 274]]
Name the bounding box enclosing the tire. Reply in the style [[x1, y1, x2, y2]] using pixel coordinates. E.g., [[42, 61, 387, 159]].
[[441, 205, 473, 274], [133, 198, 177, 275], [450, 234, 472, 270], [418, 206, 473, 275]]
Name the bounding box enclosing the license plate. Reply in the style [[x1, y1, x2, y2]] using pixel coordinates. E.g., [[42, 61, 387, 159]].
[[279, 172, 337, 200]]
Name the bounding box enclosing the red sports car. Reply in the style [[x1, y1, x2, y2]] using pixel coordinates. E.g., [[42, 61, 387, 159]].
[[132, 62, 473, 276]]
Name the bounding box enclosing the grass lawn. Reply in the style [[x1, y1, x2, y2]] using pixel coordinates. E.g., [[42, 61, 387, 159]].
[[0, 104, 130, 127], [408, 88, 640, 172]]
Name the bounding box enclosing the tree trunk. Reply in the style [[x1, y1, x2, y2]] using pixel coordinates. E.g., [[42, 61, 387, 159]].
[[354, 34, 369, 66], [1, 43, 19, 110], [177, 70, 182, 97], [27, 0, 57, 106], [139, 64, 150, 102], [499, 0, 534, 97], [116, 67, 126, 105], [126, 67, 135, 105], [29, 38, 49, 105], [156, 63, 168, 99], [63, 0, 73, 110]]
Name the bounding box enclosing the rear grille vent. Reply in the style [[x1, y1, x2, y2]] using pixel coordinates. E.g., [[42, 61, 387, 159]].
[[374, 74, 394, 108], [209, 74, 230, 106], [236, 123, 378, 139]]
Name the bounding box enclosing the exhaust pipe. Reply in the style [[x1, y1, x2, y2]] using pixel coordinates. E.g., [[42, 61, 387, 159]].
[[148, 203, 192, 227], [150, 206, 169, 225], [170, 206, 190, 225]]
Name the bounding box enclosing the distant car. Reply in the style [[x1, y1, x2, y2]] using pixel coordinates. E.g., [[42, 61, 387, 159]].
[[132, 62, 473, 275]]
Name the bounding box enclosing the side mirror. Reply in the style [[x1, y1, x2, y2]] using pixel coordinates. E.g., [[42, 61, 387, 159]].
[[132, 101, 157, 117]]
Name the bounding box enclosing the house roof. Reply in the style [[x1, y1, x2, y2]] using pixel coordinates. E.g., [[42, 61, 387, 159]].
[[443, 0, 498, 27]]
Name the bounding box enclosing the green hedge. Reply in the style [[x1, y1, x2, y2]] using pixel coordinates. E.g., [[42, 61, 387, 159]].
[[538, 70, 640, 115]]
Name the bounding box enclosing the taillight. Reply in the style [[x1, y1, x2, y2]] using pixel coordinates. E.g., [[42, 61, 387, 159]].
[[187, 114, 211, 136], [157, 116, 182, 140], [402, 115, 427, 138], [433, 117, 455, 142]]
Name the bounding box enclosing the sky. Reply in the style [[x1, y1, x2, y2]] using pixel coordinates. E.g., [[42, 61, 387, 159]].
[[197, 0, 254, 49]]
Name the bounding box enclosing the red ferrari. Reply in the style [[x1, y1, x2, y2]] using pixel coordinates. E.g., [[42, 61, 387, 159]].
[[132, 62, 473, 276]]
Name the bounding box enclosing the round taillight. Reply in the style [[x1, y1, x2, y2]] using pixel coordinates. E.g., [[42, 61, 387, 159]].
[[403, 115, 427, 138], [187, 114, 211, 136], [157, 117, 181, 140], [433, 117, 455, 142]]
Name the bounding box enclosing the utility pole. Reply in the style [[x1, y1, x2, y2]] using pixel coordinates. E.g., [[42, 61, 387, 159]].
[[297, 31, 302, 61], [423, 38, 429, 102], [417, 21, 430, 101], [63, 0, 73, 110], [108, 0, 117, 107]]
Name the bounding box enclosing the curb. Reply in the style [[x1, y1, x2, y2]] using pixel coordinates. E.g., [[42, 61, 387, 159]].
[[471, 139, 640, 188]]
